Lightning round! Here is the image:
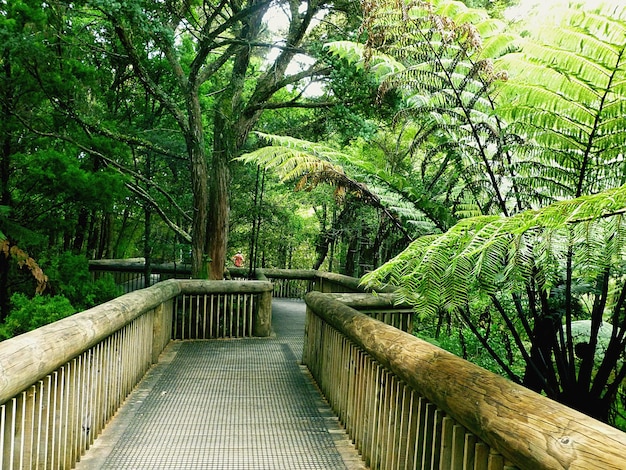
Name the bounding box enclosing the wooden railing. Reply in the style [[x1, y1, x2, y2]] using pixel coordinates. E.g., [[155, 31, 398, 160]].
[[0, 279, 272, 469], [90, 261, 412, 333], [89, 260, 377, 297], [303, 291, 626, 470], [28, 260, 622, 469], [173, 280, 272, 339]]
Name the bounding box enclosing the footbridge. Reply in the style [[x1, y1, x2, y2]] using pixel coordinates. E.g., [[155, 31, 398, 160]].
[[1, 265, 625, 469]]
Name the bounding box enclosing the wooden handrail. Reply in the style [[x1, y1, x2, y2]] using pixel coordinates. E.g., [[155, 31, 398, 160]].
[[0, 278, 274, 468], [0, 280, 181, 405], [88, 259, 390, 294], [0, 279, 272, 405], [4, 263, 625, 469], [304, 291, 626, 470]]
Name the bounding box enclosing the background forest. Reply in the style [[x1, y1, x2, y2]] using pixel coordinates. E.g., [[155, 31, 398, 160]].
[[1, 0, 626, 428]]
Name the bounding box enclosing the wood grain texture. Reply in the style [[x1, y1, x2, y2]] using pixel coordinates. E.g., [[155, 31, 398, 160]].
[[305, 291, 626, 470]]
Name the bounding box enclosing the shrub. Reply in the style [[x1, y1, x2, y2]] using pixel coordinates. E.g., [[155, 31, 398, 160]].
[[0, 293, 76, 340], [46, 252, 121, 310]]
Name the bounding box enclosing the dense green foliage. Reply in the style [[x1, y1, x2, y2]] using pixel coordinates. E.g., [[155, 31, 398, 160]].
[[2, 0, 625, 430], [0, 293, 76, 340], [358, 0, 626, 426], [0, 251, 120, 339], [0, 0, 393, 332], [241, 0, 626, 427]]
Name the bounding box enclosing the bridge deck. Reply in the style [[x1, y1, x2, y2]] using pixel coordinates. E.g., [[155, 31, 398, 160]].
[[76, 299, 366, 470]]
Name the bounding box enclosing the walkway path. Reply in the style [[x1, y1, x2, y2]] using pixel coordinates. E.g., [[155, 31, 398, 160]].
[[76, 299, 366, 470]]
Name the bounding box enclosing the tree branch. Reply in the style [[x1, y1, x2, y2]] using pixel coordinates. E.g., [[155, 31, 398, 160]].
[[125, 182, 191, 242], [109, 20, 188, 133], [17, 118, 193, 227]]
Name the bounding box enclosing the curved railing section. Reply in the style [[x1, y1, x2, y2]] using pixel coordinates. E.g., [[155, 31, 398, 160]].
[[303, 291, 626, 470], [0, 279, 272, 469], [88, 260, 379, 297]]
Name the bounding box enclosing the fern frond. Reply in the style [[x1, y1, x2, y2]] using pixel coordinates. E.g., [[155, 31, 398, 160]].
[[363, 183, 626, 315], [494, 3, 626, 199], [238, 133, 418, 239]]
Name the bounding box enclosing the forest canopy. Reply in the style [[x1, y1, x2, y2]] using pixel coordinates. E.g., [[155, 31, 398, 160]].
[[240, 0, 626, 427], [1, 0, 625, 427]]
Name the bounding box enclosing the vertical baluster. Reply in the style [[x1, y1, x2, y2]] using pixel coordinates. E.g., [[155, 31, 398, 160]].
[[21, 386, 34, 470], [102, 336, 112, 427], [56, 367, 67, 470], [0, 404, 6, 470], [248, 295, 251, 337], [242, 294, 248, 337], [92, 344, 101, 445], [338, 337, 348, 427], [195, 294, 200, 340], [202, 294, 208, 339], [188, 294, 194, 340], [235, 294, 239, 338], [365, 359, 378, 468], [488, 449, 505, 470], [40, 376, 52, 468], [6, 397, 18, 470], [440, 416, 455, 470], [393, 384, 409, 470], [474, 442, 490, 470], [80, 351, 90, 455], [227, 293, 232, 337], [220, 294, 228, 338], [173, 296, 179, 339], [390, 377, 402, 470], [63, 360, 76, 469], [420, 402, 437, 470], [72, 355, 82, 464], [450, 424, 465, 470], [378, 368, 391, 470], [402, 390, 418, 469], [353, 349, 366, 454], [463, 433, 477, 470], [430, 406, 445, 470], [49, 371, 59, 470], [180, 295, 186, 340]]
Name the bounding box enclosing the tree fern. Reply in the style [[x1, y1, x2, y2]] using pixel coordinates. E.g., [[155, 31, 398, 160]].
[[329, 0, 525, 218], [238, 133, 414, 238], [496, 1, 626, 199], [363, 182, 626, 421]]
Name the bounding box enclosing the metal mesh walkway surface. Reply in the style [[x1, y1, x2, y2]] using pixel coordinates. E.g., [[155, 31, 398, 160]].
[[76, 299, 366, 470]]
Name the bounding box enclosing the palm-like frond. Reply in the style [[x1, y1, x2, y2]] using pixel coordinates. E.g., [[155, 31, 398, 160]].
[[357, 0, 521, 216], [495, 2, 626, 198], [362, 182, 626, 315], [238, 133, 413, 238]]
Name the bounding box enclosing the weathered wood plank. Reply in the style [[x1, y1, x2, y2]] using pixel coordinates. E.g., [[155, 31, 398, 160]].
[[305, 291, 626, 470]]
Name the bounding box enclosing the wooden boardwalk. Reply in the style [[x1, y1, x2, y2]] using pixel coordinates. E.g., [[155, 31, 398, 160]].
[[75, 299, 366, 470]]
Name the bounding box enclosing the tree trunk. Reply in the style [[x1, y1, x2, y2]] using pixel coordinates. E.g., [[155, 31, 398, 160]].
[[0, 251, 9, 322], [557, 388, 612, 423], [313, 231, 332, 270], [72, 208, 89, 253], [144, 206, 152, 288], [186, 89, 209, 279], [207, 136, 230, 279], [522, 310, 563, 403]]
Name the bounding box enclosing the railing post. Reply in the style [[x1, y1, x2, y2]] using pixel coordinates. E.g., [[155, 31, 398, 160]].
[[151, 300, 173, 364], [253, 288, 272, 337]]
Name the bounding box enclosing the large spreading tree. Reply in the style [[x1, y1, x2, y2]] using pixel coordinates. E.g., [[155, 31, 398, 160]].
[[86, 0, 345, 278], [3, 0, 354, 279]]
